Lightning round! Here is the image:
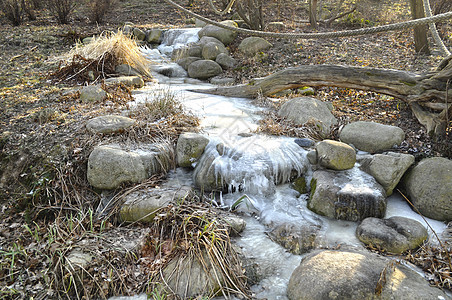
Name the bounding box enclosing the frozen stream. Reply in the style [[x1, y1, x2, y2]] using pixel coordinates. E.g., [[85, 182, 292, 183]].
[[115, 29, 447, 299]]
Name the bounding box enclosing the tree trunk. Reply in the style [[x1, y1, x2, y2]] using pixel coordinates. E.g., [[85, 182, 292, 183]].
[[410, 0, 430, 54], [192, 57, 452, 136], [309, 0, 318, 29]]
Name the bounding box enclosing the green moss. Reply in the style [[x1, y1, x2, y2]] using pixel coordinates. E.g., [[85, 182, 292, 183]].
[[309, 178, 317, 202], [292, 176, 307, 194]]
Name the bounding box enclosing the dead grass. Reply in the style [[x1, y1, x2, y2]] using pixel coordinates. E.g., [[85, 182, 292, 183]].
[[142, 200, 251, 299], [52, 30, 151, 83]]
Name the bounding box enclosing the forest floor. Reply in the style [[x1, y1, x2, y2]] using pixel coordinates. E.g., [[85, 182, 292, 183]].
[[0, 0, 451, 298]]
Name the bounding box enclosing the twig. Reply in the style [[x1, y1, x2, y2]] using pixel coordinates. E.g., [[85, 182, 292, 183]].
[[10, 45, 38, 61]]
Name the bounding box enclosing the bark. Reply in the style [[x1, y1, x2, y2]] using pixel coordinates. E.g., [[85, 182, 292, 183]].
[[193, 58, 452, 136], [410, 0, 430, 54]]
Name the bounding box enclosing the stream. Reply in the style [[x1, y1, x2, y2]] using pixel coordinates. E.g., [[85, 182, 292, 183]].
[[113, 28, 447, 300]]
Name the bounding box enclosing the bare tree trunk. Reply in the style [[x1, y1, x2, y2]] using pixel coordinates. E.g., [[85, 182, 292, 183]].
[[309, 0, 318, 29], [410, 0, 430, 54], [193, 57, 452, 136]]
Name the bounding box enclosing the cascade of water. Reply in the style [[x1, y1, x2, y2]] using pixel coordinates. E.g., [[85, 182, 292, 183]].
[[157, 28, 201, 55]]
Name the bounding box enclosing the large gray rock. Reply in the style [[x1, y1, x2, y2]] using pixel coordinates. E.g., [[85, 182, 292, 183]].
[[340, 121, 405, 153], [215, 53, 237, 69], [86, 115, 135, 134], [176, 57, 201, 70], [278, 97, 337, 134], [146, 29, 162, 43], [238, 37, 272, 56], [403, 157, 452, 221], [104, 76, 144, 88], [198, 36, 223, 47], [172, 44, 202, 60], [79, 85, 106, 103], [287, 249, 448, 300], [188, 60, 222, 79], [132, 27, 146, 41], [120, 186, 192, 222], [309, 169, 386, 221], [316, 140, 356, 171], [176, 132, 210, 168], [198, 20, 238, 45], [360, 152, 414, 196], [87, 144, 173, 189], [267, 223, 321, 255], [356, 216, 428, 254], [202, 42, 228, 60]]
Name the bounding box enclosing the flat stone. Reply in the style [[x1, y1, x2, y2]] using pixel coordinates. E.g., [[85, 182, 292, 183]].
[[104, 76, 144, 88], [79, 85, 106, 103], [120, 186, 193, 222], [278, 97, 337, 134], [340, 121, 405, 153], [87, 143, 173, 189], [86, 115, 135, 134], [210, 76, 235, 85], [198, 20, 238, 45], [356, 216, 428, 254], [187, 60, 222, 80], [267, 222, 321, 255], [238, 36, 273, 56]]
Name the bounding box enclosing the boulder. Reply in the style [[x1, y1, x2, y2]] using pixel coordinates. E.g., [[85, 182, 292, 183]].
[[360, 152, 415, 196], [316, 140, 356, 171], [403, 157, 452, 221], [356, 216, 428, 254], [198, 20, 238, 45], [188, 60, 223, 79], [87, 144, 173, 190], [176, 57, 201, 70], [79, 85, 106, 103], [198, 36, 224, 47], [340, 121, 405, 153], [176, 132, 210, 168], [278, 97, 337, 134], [195, 18, 207, 27], [309, 169, 386, 221], [267, 223, 321, 255], [202, 42, 228, 60], [132, 27, 146, 41], [238, 36, 272, 56], [120, 186, 193, 222], [115, 64, 142, 76], [222, 213, 246, 236], [287, 249, 448, 300], [172, 44, 202, 60], [215, 53, 237, 69], [146, 29, 163, 43], [86, 115, 135, 134], [104, 76, 144, 88]]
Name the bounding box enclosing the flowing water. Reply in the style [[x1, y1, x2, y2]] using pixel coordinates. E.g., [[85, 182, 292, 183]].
[[117, 28, 447, 299]]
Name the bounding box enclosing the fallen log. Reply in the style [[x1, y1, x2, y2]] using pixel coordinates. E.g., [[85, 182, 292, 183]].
[[192, 56, 452, 136]]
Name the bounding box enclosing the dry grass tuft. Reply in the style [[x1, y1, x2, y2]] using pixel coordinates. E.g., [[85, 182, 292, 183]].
[[141, 200, 251, 299], [52, 30, 151, 83]]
